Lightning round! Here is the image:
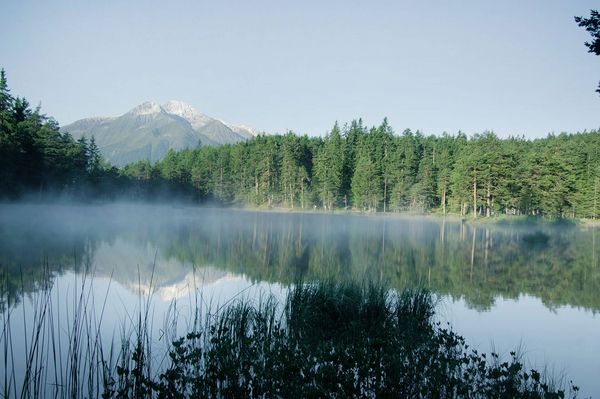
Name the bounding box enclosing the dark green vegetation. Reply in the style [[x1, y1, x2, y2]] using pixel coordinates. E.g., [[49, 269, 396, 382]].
[[129, 121, 600, 219], [0, 70, 126, 199], [1, 70, 600, 218], [575, 9, 600, 94], [5, 280, 579, 398]]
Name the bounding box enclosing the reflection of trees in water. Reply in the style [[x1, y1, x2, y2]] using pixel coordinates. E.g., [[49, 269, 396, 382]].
[[0, 223, 97, 310], [1, 209, 599, 312], [150, 213, 600, 312]]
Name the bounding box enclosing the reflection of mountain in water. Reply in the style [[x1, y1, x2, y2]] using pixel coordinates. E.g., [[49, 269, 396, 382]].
[[90, 238, 238, 300], [126, 267, 239, 302], [0, 205, 599, 312]]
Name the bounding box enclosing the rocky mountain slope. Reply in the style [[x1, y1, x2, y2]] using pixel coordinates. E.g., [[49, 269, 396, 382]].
[[62, 101, 259, 166]]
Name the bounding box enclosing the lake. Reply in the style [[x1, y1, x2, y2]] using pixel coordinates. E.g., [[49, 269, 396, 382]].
[[0, 203, 599, 397]]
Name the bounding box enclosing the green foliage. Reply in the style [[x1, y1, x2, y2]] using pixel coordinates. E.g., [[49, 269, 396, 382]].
[[119, 119, 600, 219], [0, 69, 114, 198], [105, 282, 579, 398], [313, 123, 344, 209], [352, 144, 381, 211], [65, 117, 600, 219], [4, 271, 581, 398], [2, 66, 600, 219], [575, 9, 600, 94]]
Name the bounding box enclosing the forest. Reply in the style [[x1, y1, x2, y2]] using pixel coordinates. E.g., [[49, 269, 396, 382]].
[[1, 69, 599, 219], [135, 121, 600, 218], [0, 70, 124, 199]]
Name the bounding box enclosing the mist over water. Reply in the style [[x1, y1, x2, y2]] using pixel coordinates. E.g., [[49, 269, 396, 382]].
[[0, 203, 599, 396]]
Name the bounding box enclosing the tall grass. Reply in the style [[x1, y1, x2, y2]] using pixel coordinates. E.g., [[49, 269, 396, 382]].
[[2, 265, 119, 399], [0, 275, 581, 398]]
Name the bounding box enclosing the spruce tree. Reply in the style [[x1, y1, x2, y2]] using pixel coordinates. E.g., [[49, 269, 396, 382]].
[[313, 123, 344, 210]]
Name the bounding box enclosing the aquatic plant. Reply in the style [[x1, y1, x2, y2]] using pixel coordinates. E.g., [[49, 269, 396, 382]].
[[106, 282, 581, 398], [1, 277, 580, 398]]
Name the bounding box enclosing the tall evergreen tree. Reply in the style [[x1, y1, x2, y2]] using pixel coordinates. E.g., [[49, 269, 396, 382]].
[[575, 10, 600, 94], [313, 123, 344, 210], [352, 143, 381, 212], [280, 133, 302, 208], [341, 119, 365, 207]]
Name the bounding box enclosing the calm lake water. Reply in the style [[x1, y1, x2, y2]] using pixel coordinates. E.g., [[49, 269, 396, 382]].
[[1, 203, 599, 397]]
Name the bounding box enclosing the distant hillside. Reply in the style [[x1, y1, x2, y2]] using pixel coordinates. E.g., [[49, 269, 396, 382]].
[[62, 101, 259, 166]]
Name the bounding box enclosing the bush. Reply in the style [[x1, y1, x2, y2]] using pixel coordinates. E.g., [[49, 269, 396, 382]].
[[108, 281, 579, 398]]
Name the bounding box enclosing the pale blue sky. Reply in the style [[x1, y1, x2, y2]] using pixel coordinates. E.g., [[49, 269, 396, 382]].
[[1, 0, 598, 137]]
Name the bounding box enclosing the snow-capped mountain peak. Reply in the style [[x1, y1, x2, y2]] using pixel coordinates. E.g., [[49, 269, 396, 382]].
[[62, 100, 262, 166], [231, 124, 259, 136], [162, 100, 212, 129], [129, 101, 163, 116], [162, 100, 198, 117]]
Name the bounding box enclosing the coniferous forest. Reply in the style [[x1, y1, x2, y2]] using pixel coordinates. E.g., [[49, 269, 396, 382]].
[[1, 69, 599, 219], [0, 70, 124, 198]]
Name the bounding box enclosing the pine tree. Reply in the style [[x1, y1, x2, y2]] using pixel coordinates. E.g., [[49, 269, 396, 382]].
[[0, 69, 13, 125], [575, 10, 600, 94], [352, 144, 381, 212], [341, 119, 365, 207], [88, 136, 103, 178], [280, 133, 301, 208], [313, 123, 344, 210], [435, 133, 458, 215], [376, 119, 396, 212], [412, 139, 437, 211]]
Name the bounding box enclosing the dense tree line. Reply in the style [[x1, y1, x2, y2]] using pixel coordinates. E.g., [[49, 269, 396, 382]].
[[0, 70, 122, 198], [123, 120, 600, 219], [2, 68, 599, 218]]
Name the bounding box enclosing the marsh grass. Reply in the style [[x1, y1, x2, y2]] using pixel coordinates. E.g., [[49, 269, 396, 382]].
[[0, 273, 581, 398]]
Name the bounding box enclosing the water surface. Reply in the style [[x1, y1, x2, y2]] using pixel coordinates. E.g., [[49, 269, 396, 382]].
[[0, 204, 598, 397]]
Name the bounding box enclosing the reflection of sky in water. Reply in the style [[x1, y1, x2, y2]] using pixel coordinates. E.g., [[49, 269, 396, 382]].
[[1, 204, 599, 397], [5, 269, 597, 397], [1, 270, 286, 397], [439, 296, 600, 398]]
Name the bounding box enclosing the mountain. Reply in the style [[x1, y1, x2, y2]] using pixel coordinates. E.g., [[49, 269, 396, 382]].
[[229, 124, 259, 139], [62, 101, 259, 166]]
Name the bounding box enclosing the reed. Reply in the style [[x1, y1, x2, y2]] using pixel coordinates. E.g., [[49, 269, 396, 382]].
[[0, 274, 581, 398]]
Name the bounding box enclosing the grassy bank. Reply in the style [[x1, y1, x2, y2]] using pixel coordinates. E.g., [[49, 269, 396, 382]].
[[4, 279, 580, 398]]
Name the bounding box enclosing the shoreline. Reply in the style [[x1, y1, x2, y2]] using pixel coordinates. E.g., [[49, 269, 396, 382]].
[[2, 199, 600, 226], [227, 204, 600, 226]]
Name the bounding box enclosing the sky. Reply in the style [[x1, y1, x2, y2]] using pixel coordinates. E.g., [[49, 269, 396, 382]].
[[1, 0, 599, 138]]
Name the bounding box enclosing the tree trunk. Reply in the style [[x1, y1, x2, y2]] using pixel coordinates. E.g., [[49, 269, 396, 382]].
[[594, 176, 598, 219], [470, 226, 476, 281], [472, 167, 477, 218], [301, 180, 305, 210], [220, 165, 224, 199], [383, 179, 387, 213], [484, 228, 490, 267], [486, 181, 491, 218], [442, 185, 446, 215]]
